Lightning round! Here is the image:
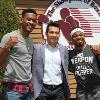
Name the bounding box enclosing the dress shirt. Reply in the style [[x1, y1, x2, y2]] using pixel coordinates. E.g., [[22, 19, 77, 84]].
[[43, 44, 62, 85]]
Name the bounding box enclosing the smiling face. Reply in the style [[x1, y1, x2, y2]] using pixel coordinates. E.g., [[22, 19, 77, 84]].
[[21, 12, 37, 36], [72, 31, 86, 48], [46, 26, 60, 47]]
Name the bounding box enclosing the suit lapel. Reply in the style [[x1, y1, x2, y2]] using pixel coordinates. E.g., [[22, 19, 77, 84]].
[[59, 44, 67, 75], [41, 44, 45, 64], [59, 44, 64, 66]]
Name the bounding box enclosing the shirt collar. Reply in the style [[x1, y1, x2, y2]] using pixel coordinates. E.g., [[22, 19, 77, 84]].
[[46, 41, 59, 49]]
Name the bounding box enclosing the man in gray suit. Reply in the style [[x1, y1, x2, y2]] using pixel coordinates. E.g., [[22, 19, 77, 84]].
[[32, 22, 70, 100]]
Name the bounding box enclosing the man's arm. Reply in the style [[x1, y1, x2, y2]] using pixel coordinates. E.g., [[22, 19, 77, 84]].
[[0, 37, 18, 66], [0, 47, 9, 66], [92, 45, 100, 54], [68, 50, 75, 73]]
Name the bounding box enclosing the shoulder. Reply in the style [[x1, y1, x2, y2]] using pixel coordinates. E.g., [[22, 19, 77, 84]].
[[33, 44, 44, 47], [2, 30, 17, 37], [59, 43, 68, 50], [33, 44, 45, 50], [58, 44, 69, 56], [68, 49, 77, 58], [7, 30, 18, 36], [0, 30, 17, 42]]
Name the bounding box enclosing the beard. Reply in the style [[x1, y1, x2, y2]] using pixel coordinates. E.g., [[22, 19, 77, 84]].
[[22, 24, 35, 33], [26, 25, 34, 32], [75, 41, 85, 47]]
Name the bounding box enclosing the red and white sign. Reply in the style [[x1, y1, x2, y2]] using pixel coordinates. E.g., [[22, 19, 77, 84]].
[[38, 0, 100, 48]]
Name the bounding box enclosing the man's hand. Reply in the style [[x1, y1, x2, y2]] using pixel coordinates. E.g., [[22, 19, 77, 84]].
[[4, 37, 18, 49], [0, 37, 18, 66], [38, 38, 46, 44], [92, 45, 100, 54]]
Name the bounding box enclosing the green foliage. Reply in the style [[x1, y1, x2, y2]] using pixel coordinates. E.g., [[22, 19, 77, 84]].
[[0, 0, 19, 97], [0, 67, 5, 99], [95, 0, 100, 3], [96, 0, 100, 5], [0, 0, 19, 40]]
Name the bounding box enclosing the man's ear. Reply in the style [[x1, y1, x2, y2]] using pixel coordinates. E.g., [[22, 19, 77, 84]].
[[19, 17, 23, 24]]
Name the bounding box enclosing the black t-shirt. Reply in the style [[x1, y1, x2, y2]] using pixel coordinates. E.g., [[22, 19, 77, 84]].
[[69, 45, 100, 90]]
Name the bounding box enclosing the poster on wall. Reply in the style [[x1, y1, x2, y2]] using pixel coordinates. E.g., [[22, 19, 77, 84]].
[[38, 0, 100, 49]]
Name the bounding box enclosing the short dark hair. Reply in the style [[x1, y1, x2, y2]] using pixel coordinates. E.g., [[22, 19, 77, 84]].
[[22, 8, 37, 17], [46, 22, 60, 33]]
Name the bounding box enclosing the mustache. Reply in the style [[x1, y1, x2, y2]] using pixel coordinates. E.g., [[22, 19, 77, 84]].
[[76, 41, 85, 46]]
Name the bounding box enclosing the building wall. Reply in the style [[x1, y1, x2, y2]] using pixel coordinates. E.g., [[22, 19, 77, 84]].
[[15, 0, 77, 99]]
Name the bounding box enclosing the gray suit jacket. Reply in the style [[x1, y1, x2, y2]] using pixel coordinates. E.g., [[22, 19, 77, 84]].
[[32, 43, 70, 99]]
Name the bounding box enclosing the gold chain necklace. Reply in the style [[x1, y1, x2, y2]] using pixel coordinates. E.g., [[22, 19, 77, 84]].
[[17, 29, 30, 51]]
